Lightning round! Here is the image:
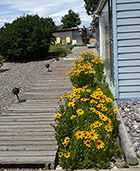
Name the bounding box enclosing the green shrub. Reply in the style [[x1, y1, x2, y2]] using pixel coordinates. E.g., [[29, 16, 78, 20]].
[[53, 50, 121, 170], [67, 50, 104, 87], [0, 55, 4, 68], [0, 14, 56, 61]]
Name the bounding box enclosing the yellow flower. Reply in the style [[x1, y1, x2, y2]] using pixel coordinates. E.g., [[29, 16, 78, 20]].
[[106, 98, 113, 103], [62, 141, 67, 147], [99, 114, 107, 121], [83, 131, 89, 139], [105, 118, 111, 124], [90, 107, 95, 112], [89, 69, 96, 74], [58, 152, 63, 158], [93, 121, 102, 128], [76, 95, 81, 99], [89, 130, 99, 141], [64, 152, 70, 158], [81, 98, 89, 102], [86, 89, 91, 93], [61, 95, 64, 99], [105, 124, 113, 132], [64, 137, 70, 143], [95, 140, 104, 149], [76, 109, 84, 116], [75, 130, 83, 139], [70, 115, 76, 120], [54, 113, 62, 119], [84, 140, 91, 148], [106, 134, 111, 139], [113, 109, 119, 113]]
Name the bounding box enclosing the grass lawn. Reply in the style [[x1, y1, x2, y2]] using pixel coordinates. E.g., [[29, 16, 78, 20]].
[[49, 44, 87, 57]]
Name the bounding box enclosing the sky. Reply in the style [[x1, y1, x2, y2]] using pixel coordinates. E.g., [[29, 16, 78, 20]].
[[0, 0, 92, 28]]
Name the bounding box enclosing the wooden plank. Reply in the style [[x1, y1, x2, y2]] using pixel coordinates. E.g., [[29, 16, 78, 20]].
[[118, 60, 140, 67], [119, 86, 140, 92], [118, 39, 140, 46], [0, 151, 56, 156], [0, 118, 54, 122], [0, 124, 54, 128], [0, 128, 54, 132], [0, 132, 55, 136], [117, 10, 140, 18], [2, 112, 55, 116], [119, 73, 140, 79], [0, 121, 55, 125], [0, 141, 57, 145], [118, 32, 140, 40], [118, 53, 140, 60], [0, 146, 57, 151], [117, 3, 140, 11], [119, 79, 140, 86], [117, 18, 140, 26], [0, 156, 55, 164]]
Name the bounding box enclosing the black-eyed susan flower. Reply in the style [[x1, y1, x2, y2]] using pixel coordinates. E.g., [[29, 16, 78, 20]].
[[99, 114, 108, 121], [58, 152, 63, 158], [64, 137, 70, 143], [105, 124, 113, 132], [64, 152, 70, 158], [113, 109, 119, 113], [70, 115, 76, 120], [76, 109, 84, 116], [75, 130, 83, 139], [94, 121, 102, 128], [62, 141, 67, 147], [54, 113, 62, 119], [86, 89, 91, 93], [84, 140, 91, 148], [95, 140, 104, 149], [83, 131, 89, 139], [89, 130, 98, 141]]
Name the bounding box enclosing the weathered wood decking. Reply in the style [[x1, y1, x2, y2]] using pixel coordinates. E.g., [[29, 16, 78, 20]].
[[0, 59, 73, 169]]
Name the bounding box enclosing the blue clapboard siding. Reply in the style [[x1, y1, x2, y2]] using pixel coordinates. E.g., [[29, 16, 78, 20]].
[[116, 0, 140, 99]]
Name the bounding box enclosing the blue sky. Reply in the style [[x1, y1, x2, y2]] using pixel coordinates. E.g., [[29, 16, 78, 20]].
[[0, 0, 92, 28]]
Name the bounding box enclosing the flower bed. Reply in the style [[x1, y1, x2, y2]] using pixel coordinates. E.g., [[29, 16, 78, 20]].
[[53, 50, 122, 170]]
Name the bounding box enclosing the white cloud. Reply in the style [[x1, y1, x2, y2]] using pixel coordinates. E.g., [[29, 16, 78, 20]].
[[0, 0, 92, 27]]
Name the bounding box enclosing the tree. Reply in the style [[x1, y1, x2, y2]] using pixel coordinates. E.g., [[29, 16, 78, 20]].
[[61, 9, 81, 29], [0, 14, 56, 61], [84, 0, 99, 15]]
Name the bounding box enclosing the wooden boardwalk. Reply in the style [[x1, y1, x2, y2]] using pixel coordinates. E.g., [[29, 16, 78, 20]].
[[0, 59, 73, 169]]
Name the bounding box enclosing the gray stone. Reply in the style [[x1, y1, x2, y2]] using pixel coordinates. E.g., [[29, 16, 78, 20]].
[[124, 107, 130, 112], [136, 151, 140, 159], [136, 116, 140, 122], [136, 144, 140, 151]]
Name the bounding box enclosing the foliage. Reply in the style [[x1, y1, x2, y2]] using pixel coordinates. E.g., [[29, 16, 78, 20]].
[[67, 50, 104, 87], [84, 0, 99, 15], [61, 9, 81, 29], [52, 50, 121, 170], [49, 44, 72, 57], [0, 14, 56, 61], [0, 55, 4, 68]]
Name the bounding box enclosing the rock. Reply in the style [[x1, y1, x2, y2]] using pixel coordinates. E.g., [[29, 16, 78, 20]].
[[134, 124, 139, 130], [136, 116, 140, 122], [136, 144, 140, 151], [124, 107, 130, 112], [136, 151, 140, 159]]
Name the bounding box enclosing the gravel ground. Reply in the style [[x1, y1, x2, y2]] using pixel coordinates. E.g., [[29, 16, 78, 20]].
[[0, 58, 55, 113], [117, 101, 140, 161]]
